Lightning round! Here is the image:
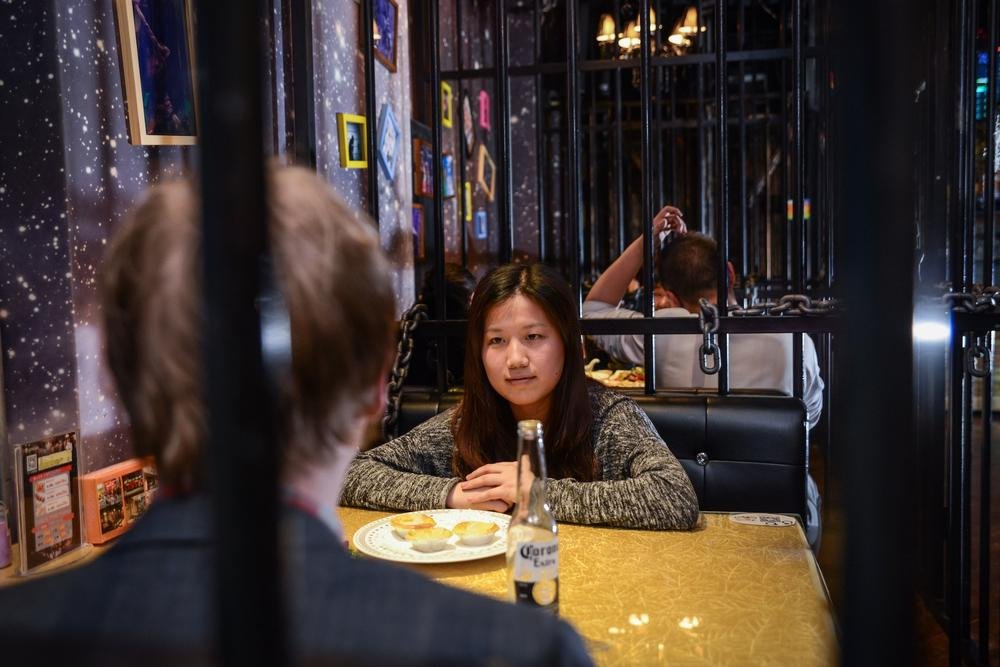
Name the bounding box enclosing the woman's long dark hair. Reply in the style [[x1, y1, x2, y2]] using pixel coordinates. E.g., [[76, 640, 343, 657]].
[[452, 264, 596, 480]]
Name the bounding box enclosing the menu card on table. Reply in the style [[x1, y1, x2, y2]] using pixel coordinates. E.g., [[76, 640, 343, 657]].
[[13, 431, 83, 574]]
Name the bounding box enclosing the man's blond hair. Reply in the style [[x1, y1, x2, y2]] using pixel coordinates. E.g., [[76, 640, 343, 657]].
[[100, 166, 396, 488]]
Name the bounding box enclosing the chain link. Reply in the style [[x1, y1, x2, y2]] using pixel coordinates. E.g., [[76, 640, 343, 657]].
[[381, 303, 429, 441], [729, 293, 840, 317], [698, 299, 721, 375], [944, 284, 1000, 314]]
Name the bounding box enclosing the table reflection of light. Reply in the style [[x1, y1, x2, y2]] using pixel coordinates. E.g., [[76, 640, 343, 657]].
[[678, 616, 701, 630], [628, 612, 650, 626]]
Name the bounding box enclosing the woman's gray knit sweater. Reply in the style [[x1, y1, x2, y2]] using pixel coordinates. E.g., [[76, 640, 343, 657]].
[[342, 384, 700, 530]]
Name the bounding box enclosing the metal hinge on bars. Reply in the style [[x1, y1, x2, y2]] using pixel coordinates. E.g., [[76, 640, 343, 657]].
[[381, 303, 428, 441]]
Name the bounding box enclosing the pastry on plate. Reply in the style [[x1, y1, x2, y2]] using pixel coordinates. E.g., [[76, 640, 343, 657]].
[[404, 527, 453, 552], [389, 512, 437, 538], [452, 520, 499, 546]]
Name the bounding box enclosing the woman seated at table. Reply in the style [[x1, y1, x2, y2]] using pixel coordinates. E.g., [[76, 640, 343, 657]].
[[342, 263, 700, 530]]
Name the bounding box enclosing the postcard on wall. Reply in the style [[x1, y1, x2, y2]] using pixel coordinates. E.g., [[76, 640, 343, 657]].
[[112, 0, 198, 146], [14, 432, 83, 573]]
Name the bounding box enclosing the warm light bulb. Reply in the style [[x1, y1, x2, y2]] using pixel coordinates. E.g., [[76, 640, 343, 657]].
[[596, 13, 617, 43]]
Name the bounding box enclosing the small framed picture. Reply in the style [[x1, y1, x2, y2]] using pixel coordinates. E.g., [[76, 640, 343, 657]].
[[474, 209, 488, 240], [464, 181, 472, 222], [337, 113, 368, 168], [441, 153, 456, 198], [112, 0, 198, 145], [412, 203, 425, 259], [478, 90, 491, 131], [376, 103, 401, 179], [372, 0, 398, 72], [477, 144, 496, 202], [441, 82, 454, 128], [461, 92, 475, 157], [413, 138, 433, 197]]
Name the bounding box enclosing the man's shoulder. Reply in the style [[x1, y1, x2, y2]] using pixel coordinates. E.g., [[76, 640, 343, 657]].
[[293, 551, 589, 665]]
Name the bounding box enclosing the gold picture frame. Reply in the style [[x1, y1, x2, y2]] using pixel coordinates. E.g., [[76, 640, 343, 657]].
[[112, 0, 199, 146], [337, 113, 368, 169], [441, 81, 454, 128], [476, 144, 496, 202]]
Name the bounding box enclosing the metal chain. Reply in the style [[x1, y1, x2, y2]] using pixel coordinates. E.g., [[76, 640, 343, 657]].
[[729, 293, 840, 317], [698, 298, 721, 375], [965, 337, 992, 378], [944, 285, 1000, 314], [381, 303, 429, 441]]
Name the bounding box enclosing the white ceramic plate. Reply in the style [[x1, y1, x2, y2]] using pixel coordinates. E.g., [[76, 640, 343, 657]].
[[352, 508, 510, 564], [729, 513, 797, 527]]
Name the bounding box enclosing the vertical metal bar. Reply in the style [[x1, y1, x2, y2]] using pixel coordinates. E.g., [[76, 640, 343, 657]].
[[567, 0, 583, 305], [535, 0, 548, 261], [495, 0, 513, 263], [614, 0, 625, 256], [739, 0, 749, 277], [715, 0, 729, 396], [979, 332, 992, 666], [670, 63, 678, 208], [793, 0, 804, 292], [836, 0, 917, 661], [194, 0, 285, 663], [289, 0, 315, 166], [640, 0, 656, 394], [793, 333, 804, 400], [962, 0, 977, 293], [456, 0, 467, 266], [361, 0, 378, 219], [696, 0, 706, 232], [781, 0, 791, 285], [949, 329, 968, 667], [430, 0, 447, 394], [986, 0, 998, 285]]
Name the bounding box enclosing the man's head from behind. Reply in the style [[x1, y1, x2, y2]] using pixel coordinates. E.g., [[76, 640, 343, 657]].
[[101, 166, 396, 490], [655, 232, 734, 312]]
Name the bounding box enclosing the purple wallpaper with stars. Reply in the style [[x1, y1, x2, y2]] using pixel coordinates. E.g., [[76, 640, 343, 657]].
[[0, 0, 415, 514]]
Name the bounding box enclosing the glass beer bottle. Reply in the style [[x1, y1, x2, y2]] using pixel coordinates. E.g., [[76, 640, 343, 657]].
[[506, 419, 559, 614]]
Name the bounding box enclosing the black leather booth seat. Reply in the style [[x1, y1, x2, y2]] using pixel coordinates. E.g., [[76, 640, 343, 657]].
[[393, 388, 809, 522]]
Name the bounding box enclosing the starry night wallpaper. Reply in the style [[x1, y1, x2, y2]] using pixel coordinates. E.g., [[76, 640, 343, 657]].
[[0, 0, 415, 525]]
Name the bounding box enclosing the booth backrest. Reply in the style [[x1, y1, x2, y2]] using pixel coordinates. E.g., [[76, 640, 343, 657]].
[[393, 389, 808, 519]]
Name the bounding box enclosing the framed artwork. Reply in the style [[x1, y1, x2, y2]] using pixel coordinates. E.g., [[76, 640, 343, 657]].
[[442, 153, 456, 198], [441, 82, 454, 128], [412, 203, 425, 259], [461, 92, 475, 157], [372, 0, 399, 72], [464, 181, 472, 222], [474, 209, 488, 240], [337, 113, 368, 168], [478, 90, 491, 131], [476, 144, 496, 202], [112, 0, 198, 146], [376, 104, 401, 179], [413, 138, 434, 197]]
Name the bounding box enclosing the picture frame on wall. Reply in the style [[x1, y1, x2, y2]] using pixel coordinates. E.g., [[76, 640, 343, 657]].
[[477, 144, 496, 202], [413, 138, 434, 197], [464, 181, 472, 222], [462, 92, 475, 157], [441, 153, 456, 198], [412, 203, 425, 259], [112, 0, 199, 146], [337, 113, 368, 168], [372, 0, 399, 72], [376, 104, 401, 179], [478, 90, 491, 131], [441, 82, 454, 128], [474, 209, 488, 240]]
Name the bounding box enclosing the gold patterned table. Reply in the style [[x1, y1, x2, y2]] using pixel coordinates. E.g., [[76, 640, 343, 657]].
[[339, 508, 838, 666]]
